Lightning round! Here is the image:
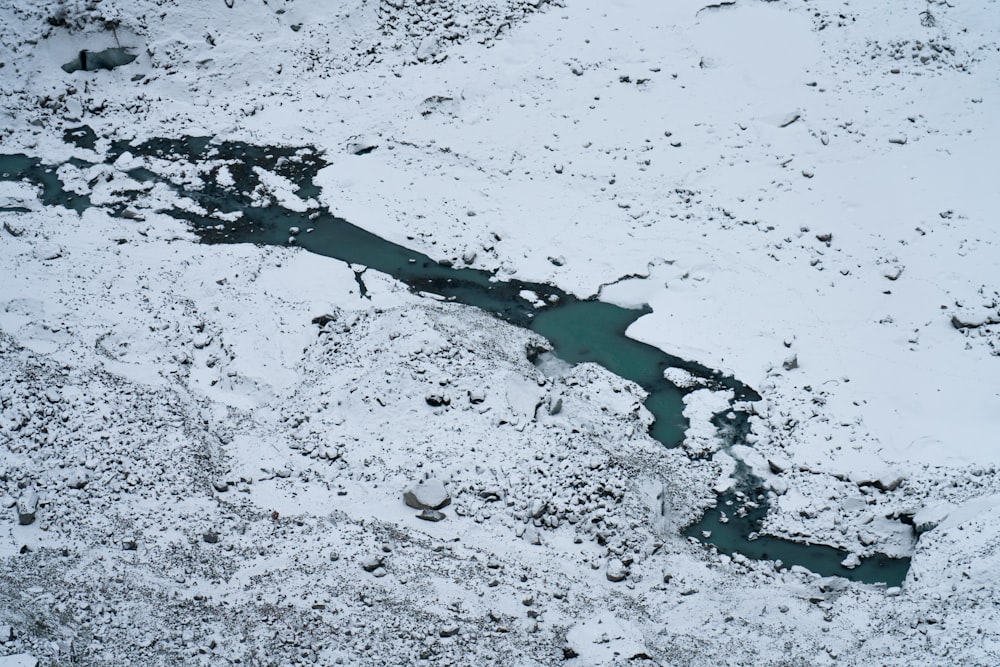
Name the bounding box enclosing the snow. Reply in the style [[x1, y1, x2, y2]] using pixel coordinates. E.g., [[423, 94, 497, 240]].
[[2, 0, 1000, 663]]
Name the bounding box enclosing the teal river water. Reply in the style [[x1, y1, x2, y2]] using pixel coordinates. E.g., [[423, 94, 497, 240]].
[[0, 129, 910, 586]]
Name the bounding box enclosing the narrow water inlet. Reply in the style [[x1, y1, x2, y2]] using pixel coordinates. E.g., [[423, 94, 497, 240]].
[[0, 130, 911, 586]]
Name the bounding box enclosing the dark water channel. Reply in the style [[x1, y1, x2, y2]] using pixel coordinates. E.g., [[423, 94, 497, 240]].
[[0, 130, 909, 586]]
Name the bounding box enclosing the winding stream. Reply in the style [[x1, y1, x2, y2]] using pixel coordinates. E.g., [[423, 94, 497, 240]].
[[0, 130, 910, 586]]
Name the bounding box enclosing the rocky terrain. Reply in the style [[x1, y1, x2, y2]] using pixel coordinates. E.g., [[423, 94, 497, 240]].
[[2, 0, 999, 664]]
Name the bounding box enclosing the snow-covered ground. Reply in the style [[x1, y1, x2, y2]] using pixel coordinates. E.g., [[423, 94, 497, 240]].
[[2, 0, 999, 664]]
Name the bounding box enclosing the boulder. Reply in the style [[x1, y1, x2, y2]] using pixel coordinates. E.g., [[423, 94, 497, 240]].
[[17, 491, 38, 526], [403, 478, 450, 510], [606, 558, 628, 582], [417, 509, 446, 522]]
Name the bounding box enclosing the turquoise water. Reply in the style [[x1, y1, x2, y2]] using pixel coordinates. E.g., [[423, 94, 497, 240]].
[[0, 131, 910, 586]]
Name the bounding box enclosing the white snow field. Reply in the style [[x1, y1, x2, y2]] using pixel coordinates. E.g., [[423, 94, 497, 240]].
[[1, 0, 999, 664]]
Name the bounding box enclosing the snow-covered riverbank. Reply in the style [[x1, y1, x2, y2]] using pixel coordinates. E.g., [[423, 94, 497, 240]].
[[2, 0, 999, 664]]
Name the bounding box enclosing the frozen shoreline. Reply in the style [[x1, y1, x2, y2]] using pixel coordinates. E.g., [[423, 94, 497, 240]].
[[2, 0, 1000, 663]]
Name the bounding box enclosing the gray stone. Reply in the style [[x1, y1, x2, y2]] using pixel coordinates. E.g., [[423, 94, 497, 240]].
[[361, 556, 383, 572], [403, 478, 450, 510], [17, 491, 38, 526], [417, 509, 446, 522], [606, 558, 628, 582]]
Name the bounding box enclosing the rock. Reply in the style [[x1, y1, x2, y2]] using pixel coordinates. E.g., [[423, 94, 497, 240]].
[[950, 310, 999, 329], [888, 136, 908, 145], [439, 623, 460, 638], [522, 525, 542, 546], [841, 553, 860, 569], [778, 112, 801, 128], [17, 491, 38, 526], [346, 136, 378, 156], [32, 243, 63, 261], [361, 556, 383, 572], [528, 499, 547, 519], [782, 355, 799, 371], [0, 624, 13, 642], [817, 577, 849, 594], [403, 478, 451, 510], [767, 456, 791, 474], [606, 558, 628, 582], [913, 502, 952, 534], [417, 509, 446, 522], [425, 394, 450, 407], [372, 566, 388, 578], [468, 389, 486, 404], [212, 479, 229, 492], [416, 35, 441, 61], [122, 537, 138, 551], [203, 531, 219, 544], [67, 470, 89, 489], [815, 232, 833, 243]]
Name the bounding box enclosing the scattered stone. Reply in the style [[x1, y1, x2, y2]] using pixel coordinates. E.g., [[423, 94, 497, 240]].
[[425, 394, 450, 407], [767, 456, 791, 474], [468, 389, 486, 404], [913, 503, 952, 534], [403, 478, 451, 510], [522, 524, 542, 546], [203, 531, 219, 544], [212, 479, 229, 492], [372, 566, 388, 578], [17, 491, 38, 526], [67, 470, 89, 489], [888, 136, 908, 145], [951, 311, 999, 329], [779, 112, 801, 128], [361, 556, 384, 572], [782, 355, 799, 371], [439, 623, 460, 638], [122, 537, 138, 551], [606, 558, 628, 582], [32, 243, 63, 261], [416, 35, 441, 62], [346, 136, 378, 155], [417, 509, 446, 522], [815, 232, 833, 243]]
